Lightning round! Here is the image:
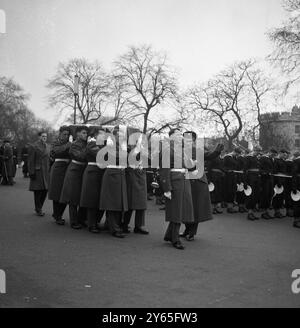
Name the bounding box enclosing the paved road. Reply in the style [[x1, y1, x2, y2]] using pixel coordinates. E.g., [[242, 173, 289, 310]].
[[0, 169, 300, 308]]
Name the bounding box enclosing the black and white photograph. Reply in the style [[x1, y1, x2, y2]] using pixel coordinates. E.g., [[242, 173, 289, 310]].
[[0, 0, 300, 314]]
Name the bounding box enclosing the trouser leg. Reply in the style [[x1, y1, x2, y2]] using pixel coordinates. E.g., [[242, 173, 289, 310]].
[[69, 204, 78, 226], [106, 211, 122, 234], [53, 201, 67, 219], [87, 208, 99, 227], [165, 222, 180, 243], [34, 191, 40, 211], [123, 210, 133, 227], [38, 190, 48, 210], [78, 207, 87, 224], [134, 210, 145, 228], [186, 222, 199, 237]]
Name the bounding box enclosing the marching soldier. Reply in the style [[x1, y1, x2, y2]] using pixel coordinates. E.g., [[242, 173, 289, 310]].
[[60, 126, 88, 229], [291, 151, 300, 229], [272, 149, 289, 218], [223, 148, 242, 213], [28, 131, 50, 216], [244, 147, 261, 221], [207, 153, 225, 214], [48, 126, 71, 225], [259, 149, 276, 219], [99, 125, 128, 238], [1, 139, 15, 186], [21, 144, 30, 178], [122, 128, 149, 235], [159, 129, 194, 249], [181, 133, 224, 241], [80, 127, 106, 233]]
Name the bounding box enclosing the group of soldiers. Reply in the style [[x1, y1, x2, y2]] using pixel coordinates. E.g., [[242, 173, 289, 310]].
[[200, 147, 300, 228], [24, 125, 226, 250], [3, 124, 300, 251]]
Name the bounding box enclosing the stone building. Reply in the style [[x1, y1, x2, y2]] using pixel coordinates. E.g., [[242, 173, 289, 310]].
[[260, 105, 300, 152]]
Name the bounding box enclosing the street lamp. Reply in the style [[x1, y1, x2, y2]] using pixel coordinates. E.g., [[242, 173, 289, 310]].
[[73, 74, 79, 124]]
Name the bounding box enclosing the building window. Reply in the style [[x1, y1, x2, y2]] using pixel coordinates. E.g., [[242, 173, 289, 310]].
[[295, 139, 300, 147], [296, 125, 300, 133]]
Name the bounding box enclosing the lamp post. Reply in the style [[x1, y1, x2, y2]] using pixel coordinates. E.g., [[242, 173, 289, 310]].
[[73, 74, 79, 124]]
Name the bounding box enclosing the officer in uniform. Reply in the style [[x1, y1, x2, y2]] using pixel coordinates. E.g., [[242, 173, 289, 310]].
[[159, 129, 194, 249], [223, 148, 242, 213], [291, 151, 300, 228], [180, 132, 224, 242], [80, 127, 106, 233], [28, 131, 50, 216], [244, 147, 261, 220], [60, 126, 88, 229], [48, 126, 71, 225], [99, 125, 128, 238], [272, 149, 289, 218], [1, 139, 15, 186], [122, 128, 149, 235], [21, 144, 30, 178], [259, 149, 276, 219]]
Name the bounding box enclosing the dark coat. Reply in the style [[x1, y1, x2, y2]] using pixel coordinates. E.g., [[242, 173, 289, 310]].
[[1, 144, 15, 178], [187, 147, 221, 222], [59, 139, 87, 205], [99, 143, 128, 211], [126, 167, 147, 210], [48, 139, 71, 201], [160, 170, 194, 223], [80, 141, 105, 209], [28, 141, 50, 191]]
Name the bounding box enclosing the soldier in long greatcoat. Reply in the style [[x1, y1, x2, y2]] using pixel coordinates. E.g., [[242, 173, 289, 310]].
[[80, 127, 106, 233], [122, 128, 149, 235], [28, 132, 50, 216], [48, 126, 71, 225], [159, 129, 194, 250], [181, 132, 224, 241], [99, 125, 128, 238], [60, 126, 88, 229]]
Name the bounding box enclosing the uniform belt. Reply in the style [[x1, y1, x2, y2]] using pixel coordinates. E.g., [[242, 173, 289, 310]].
[[211, 169, 223, 173], [88, 162, 98, 166], [55, 159, 69, 163], [171, 169, 186, 173], [273, 174, 291, 178], [248, 169, 259, 172], [72, 160, 86, 165], [107, 165, 126, 169]]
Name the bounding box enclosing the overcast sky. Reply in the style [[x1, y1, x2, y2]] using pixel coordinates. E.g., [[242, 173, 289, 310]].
[[0, 0, 287, 125]]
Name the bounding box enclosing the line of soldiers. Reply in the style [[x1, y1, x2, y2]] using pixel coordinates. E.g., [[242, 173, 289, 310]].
[[27, 125, 224, 250], [204, 147, 300, 229]]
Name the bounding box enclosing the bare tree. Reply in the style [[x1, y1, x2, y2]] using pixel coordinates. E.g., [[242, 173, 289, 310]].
[[268, 0, 300, 91], [189, 61, 253, 150], [245, 65, 275, 143], [47, 58, 114, 124], [114, 45, 178, 134]]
